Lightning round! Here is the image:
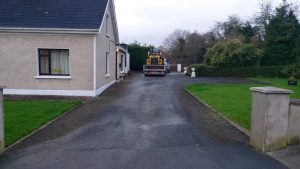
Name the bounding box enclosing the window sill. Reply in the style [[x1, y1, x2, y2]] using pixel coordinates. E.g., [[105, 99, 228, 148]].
[[35, 76, 72, 79], [105, 74, 111, 78]]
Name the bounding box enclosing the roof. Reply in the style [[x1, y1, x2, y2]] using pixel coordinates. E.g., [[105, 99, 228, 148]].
[[0, 0, 109, 30]]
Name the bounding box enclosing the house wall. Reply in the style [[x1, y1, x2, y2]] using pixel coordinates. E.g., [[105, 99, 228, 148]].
[[116, 49, 130, 80], [0, 33, 94, 94], [125, 53, 130, 74], [116, 50, 125, 80], [95, 2, 117, 93]]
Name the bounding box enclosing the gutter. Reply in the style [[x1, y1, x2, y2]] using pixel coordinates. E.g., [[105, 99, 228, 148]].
[[116, 46, 128, 53], [0, 27, 99, 35]]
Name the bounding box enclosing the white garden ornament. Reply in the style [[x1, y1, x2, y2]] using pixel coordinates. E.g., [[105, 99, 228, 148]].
[[184, 67, 188, 75], [191, 68, 196, 78]]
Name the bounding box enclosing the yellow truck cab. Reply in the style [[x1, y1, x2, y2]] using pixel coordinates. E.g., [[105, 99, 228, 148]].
[[143, 48, 167, 76]]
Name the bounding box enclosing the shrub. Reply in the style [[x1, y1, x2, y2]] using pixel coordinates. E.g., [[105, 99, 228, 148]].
[[281, 60, 300, 78], [204, 42, 225, 65], [188, 64, 285, 78], [204, 39, 262, 67]]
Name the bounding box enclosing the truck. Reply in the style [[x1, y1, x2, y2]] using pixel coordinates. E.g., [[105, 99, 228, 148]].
[[143, 48, 169, 76]]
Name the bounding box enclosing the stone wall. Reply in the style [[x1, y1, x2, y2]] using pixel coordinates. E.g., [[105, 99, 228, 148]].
[[288, 100, 300, 145]]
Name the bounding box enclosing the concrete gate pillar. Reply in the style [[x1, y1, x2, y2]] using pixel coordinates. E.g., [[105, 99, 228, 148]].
[[0, 87, 4, 154], [250, 87, 292, 152]]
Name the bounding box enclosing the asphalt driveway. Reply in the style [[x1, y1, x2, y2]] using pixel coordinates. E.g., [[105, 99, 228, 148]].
[[0, 73, 287, 169]]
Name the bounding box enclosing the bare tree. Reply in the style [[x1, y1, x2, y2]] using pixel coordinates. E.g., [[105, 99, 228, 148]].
[[163, 29, 190, 62], [183, 32, 206, 64], [163, 29, 189, 50], [202, 31, 218, 47], [212, 15, 243, 40], [253, 0, 274, 39]]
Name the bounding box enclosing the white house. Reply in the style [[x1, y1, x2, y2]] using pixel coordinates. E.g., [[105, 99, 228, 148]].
[[0, 0, 122, 97]]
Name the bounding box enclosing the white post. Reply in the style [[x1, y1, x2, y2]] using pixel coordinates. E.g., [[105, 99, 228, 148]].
[[183, 67, 188, 75], [177, 64, 182, 72], [250, 87, 292, 152], [191, 68, 196, 78], [0, 86, 4, 154]]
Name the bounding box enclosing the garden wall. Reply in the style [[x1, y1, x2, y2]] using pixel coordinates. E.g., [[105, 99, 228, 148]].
[[288, 100, 300, 145], [250, 87, 300, 152]]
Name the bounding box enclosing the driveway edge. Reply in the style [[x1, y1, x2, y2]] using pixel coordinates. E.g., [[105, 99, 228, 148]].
[[184, 88, 250, 137], [5, 102, 86, 151]]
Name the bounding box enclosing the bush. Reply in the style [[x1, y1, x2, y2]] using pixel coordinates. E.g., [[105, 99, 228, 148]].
[[204, 42, 225, 65], [188, 64, 285, 78], [281, 60, 300, 78], [204, 39, 262, 67]]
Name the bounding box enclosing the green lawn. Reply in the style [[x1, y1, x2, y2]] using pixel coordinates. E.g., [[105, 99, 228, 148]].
[[252, 78, 300, 98], [186, 78, 299, 130], [4, 100, 81, 146]]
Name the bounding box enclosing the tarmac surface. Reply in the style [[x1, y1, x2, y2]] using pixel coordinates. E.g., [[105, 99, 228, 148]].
[[0, 73, 288, 169]]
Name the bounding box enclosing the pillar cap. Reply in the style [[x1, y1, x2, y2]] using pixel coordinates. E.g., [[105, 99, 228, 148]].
[[251, 87, 293, 94]]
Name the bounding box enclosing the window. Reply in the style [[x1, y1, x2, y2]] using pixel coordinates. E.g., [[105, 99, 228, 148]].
[[38, 49, 70, 76], [120, 55, 124, 71], [105, 14, 109, 35]]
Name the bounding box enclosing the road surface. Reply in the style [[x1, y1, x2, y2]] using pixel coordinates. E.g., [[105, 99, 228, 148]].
[[0, 73, 287, 169]]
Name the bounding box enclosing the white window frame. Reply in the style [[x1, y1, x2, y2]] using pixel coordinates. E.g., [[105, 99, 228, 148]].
[[35, 48, 72, 79]]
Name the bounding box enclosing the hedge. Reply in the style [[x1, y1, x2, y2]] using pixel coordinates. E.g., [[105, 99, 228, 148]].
[[187, 64, 285, 78], [128, 44, 151, 71]]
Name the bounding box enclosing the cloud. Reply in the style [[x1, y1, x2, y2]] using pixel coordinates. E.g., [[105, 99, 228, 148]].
[[115, 0, 285, 46]]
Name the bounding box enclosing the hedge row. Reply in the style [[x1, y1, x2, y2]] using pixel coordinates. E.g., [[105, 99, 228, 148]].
[[128, 44, 151, 71], [187, 64, 285, 78]]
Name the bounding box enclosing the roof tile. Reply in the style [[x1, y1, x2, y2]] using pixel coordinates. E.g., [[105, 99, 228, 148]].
[[0, 0, 109, 29]]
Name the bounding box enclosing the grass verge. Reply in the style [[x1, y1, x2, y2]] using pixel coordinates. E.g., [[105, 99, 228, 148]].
[[185, 78, 299, 131], [4, 100, 81, 146]]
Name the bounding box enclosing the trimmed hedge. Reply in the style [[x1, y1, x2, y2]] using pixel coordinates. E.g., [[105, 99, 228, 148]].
[[188, 64, 285, 78], [128, 43, 151, 71]]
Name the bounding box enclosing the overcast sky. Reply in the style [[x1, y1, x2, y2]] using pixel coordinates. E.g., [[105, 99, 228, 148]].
[[115, 0, 292, 47]]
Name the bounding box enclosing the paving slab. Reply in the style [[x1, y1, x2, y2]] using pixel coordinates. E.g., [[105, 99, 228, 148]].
[[269, 145, 300, 169]]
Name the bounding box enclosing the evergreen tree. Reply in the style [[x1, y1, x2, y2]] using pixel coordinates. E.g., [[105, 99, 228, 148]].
[[239, 21, 259, 43], [262, 0, 300, 66], [128, 42, 152, 71]]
